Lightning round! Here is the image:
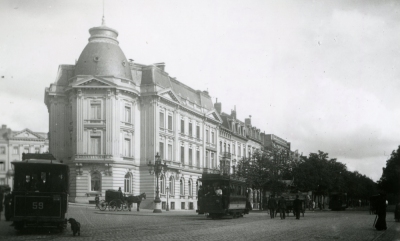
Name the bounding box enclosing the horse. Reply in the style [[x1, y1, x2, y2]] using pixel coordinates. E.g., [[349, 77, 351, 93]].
[[125, 193, 146, 211]]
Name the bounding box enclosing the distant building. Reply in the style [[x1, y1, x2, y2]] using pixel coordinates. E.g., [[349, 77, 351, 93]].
[[0, 124, 48, 189]]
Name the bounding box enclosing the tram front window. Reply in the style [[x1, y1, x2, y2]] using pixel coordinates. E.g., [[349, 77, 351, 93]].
[[14, 168, 66, 192]]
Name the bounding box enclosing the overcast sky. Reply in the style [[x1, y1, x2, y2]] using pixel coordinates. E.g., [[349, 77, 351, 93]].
[[0, 0, 399, 181]]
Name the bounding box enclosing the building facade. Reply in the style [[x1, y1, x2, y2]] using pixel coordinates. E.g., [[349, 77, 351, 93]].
[[44, 20, 292, 210], [0, 125, 49, 189]]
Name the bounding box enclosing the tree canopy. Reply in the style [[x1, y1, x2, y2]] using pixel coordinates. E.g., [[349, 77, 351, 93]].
[[378, 145, 400, 197]]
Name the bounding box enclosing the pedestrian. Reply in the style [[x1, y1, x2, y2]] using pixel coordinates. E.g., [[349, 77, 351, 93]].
[[4, 189, 12, 221], [267, 195, 277, 219], [246, 188, 253, 212], [312, 200, 315, 210], [0, 190, 3, 221], [293, 195, 302, 220], [375, 192, 387, 231], [95, 194, 100, 209], [197, 185, 204, 213], [278, 196, 286, 219]]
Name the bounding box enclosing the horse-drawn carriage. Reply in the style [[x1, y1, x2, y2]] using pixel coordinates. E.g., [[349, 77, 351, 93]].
[[279, 192, 306, 217], [99, 190, 146, 212]]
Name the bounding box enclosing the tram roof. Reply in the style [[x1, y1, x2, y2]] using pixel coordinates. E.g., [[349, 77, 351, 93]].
[[200, 174, 247, 183], [12, 153, 67, 166]]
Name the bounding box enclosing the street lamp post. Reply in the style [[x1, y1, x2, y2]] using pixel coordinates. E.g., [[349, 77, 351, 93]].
[[148, 152, 167, 213], [166, 186, 170, 211]]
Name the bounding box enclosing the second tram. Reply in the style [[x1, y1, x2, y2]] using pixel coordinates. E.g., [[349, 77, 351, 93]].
[[329, 192, 348, 211], [197, 174, 249, 219]]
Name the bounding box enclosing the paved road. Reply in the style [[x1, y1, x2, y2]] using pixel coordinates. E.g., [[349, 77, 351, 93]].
[[0, 205, 399, 241]]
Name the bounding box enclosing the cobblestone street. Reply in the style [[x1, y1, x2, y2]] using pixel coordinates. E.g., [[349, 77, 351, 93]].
[[0, 205, 399, 241]]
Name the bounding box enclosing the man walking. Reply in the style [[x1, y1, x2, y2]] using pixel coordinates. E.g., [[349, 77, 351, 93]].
[[268, 195, 277, 219], [375, 192, 387, 231], [293, 195, 302, 220], [278, 196, 286, 219]]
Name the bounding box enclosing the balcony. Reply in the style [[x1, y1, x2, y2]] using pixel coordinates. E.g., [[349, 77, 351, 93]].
[[75, 154, 113, 161], [222, 152, 231, 159], [121, 121, 134, 128], [84, 119, 106, 125]]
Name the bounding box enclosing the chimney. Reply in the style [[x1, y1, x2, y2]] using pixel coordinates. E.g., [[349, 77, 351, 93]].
[[231, 105, 237, 119], [1, 124, 6, 129], [154, 62, 165, 71], [214, 98, 221, 114], [245, 115, 252, 125]]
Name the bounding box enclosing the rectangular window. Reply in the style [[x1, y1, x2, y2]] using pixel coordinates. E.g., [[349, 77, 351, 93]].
[[181, 202, 185, 210], [206, 151, 209, 168], [238, 146, 241, 156], [159, 142, 164, 160], [24, 147, 29, 154], [181, 120, 185, 133], [189, 148, 193, 166], [0, 161, 4, 171], [243, 148, 246, 157], [160, 112, 165, 129], [189, 123, 193, 136], [91, 137, 101, 154], [168, 115, 173, 130], [196, 150, 200, 167], [0, 147, 5, 154], [206, 130, 209, 143], [124, 139, 131, 156], [211, 153, 215, 168], [91, 103, 101, 119], [125, 106, 131, 123], [211, 132, 215, 144], [0, 178, 5, 185], [180, 146, 185, 163], [233, 144, 235, 155], [35, 147, 40, 153], [13, 147, 18, 155], [168, 144, 173, 160], [196, 126, 200, 139]]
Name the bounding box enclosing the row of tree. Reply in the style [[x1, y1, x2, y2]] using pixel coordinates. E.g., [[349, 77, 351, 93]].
[[235, 148, 377, 202], [377, 145, 400, 203]]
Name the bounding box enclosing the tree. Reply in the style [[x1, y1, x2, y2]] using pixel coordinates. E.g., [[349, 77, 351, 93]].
[[236, 149, 291, 196], [378, 145, 400, 200]]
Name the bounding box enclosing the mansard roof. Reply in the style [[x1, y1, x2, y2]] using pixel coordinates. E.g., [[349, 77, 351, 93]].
[[141, 65, 214, 111]]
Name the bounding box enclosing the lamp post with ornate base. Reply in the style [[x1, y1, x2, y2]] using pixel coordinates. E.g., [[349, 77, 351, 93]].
[[148, 153, 167, 213]]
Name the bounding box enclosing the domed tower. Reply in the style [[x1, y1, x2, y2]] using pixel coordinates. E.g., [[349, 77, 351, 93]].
[[75, 18, 132, 80], [45, 19, 140, 203]]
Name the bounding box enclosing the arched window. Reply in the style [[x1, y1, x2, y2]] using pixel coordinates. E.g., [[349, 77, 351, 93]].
[[188, 179, 192, 197], [169, 176, 175, 195], [180, 178, 184, 195], [91, 172, 101, 192], [124, 173, 132, 193], [160, 175, 165, 194]]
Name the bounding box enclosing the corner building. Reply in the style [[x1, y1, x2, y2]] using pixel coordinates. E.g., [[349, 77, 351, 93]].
[[44, 22, 223, 209]]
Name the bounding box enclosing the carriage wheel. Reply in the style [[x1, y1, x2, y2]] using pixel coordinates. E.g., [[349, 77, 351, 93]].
[[116, 200, 124, 211], [99, 201, 108, 211], [109, 200, 118, 211]]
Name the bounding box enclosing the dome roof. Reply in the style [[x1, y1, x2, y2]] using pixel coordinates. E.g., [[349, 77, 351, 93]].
[[74, 23, 132, 80]]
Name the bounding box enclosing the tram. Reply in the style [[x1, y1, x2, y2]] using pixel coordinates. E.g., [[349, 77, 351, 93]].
[[197, 174, 249, 219], [329, 192, 348, 211], [10, 153, 69, 230]]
